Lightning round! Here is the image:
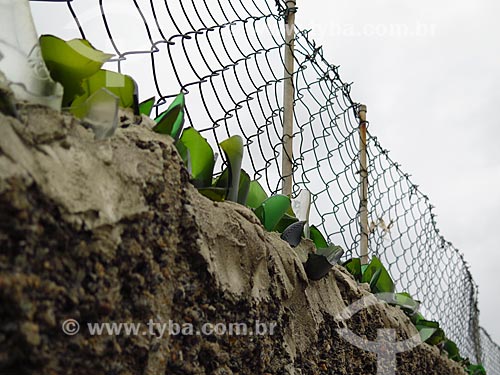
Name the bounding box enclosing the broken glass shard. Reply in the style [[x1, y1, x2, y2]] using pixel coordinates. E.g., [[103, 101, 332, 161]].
[[80, 88, 119, 140], [0, 0, 63, 110], [292, 189, 312, 237]]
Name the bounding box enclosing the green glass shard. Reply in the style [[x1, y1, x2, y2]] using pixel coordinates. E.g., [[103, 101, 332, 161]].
[[70, 70, 136, 118], [153, 93, 185, 140], [177, 127, 214, 188], [40, 35, 113, 106], [246, 180, 268, 209], [219, 135, 244, 202], [309, 225, 328, 249], [253, 195, 291, 232], [139, 96, 155, 117]]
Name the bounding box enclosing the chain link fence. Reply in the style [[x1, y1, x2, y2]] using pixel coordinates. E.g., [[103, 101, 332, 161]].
[[30, 0, 499, 372], [481, 328, 500, 374]]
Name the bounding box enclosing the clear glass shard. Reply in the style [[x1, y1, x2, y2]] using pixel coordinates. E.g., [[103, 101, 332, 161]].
[[317, 245, 344, 266], [0, 0, 63, 110], [80, 88, 119, 140], [292, 189, 312, 237]]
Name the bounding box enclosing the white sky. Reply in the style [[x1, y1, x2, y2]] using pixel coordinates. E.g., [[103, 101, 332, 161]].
[[298, 0, 500, 344], [29, 0, 499, 346]]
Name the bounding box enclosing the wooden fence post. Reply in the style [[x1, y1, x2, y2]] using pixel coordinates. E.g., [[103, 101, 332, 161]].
[[359, 104, 369, 265], [281, 0, 297, 197]]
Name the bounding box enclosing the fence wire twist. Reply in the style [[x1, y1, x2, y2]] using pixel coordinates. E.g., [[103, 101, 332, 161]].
[[31, 0, 499, 372]]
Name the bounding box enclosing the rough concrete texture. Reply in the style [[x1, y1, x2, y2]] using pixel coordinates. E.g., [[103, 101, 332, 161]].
[[0, 105, 467, 374]]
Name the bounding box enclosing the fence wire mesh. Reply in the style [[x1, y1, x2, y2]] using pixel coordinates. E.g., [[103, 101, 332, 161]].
[[30, 0, 499, 372], [482, 328, 500, 374]]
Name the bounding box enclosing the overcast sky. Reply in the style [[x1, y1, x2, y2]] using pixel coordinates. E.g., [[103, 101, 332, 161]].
[[298, 0, 500, 344], [30, 0, 499, 347]]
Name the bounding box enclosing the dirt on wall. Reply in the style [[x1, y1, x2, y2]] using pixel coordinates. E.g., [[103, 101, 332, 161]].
[[0, 104, 468, 375]]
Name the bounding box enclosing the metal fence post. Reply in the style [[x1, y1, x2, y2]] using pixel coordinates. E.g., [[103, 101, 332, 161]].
[[281, 0, 297, 197], [359, 105, 369, 265]]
